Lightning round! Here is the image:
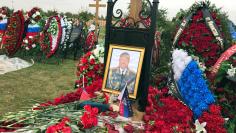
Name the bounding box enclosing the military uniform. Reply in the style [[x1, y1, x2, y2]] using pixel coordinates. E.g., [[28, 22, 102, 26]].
[[106, 67, 136, 94]]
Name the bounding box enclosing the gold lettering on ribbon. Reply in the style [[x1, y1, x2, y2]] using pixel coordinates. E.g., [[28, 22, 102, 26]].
[[211, 45, 236, 76], [206, 17, 224, 48], [173, 19, 187, 45]]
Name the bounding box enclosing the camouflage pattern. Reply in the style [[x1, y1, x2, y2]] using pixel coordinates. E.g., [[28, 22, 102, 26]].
[[106, 67, 136, 94]]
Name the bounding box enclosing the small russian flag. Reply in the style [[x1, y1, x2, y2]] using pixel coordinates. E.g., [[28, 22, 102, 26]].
[[118, 83, 133, 118]]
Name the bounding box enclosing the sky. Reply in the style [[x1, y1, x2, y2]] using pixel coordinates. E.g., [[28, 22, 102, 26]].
[[1, 0, 236, 23]]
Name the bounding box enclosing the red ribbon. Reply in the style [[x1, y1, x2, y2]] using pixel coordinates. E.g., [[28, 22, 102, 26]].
[[211, 44, 236, 78]]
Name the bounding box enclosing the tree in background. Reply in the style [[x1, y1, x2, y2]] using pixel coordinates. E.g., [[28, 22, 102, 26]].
[[78, 11, 94, 22]]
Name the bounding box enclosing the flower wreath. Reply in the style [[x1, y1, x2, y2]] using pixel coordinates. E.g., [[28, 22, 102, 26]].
[[40, 16, 62, 58], [173, 2, 226, 75], [22, 24, 41, 50], [1, 10, 25, 56], [22, 8, 43, 51], [60, 16, 73, 50]]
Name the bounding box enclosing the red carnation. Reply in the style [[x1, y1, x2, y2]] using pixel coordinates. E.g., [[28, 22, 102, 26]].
[[89, 58, 96, 65], [209, 104, 221, 115], [81, 57, 88, 64], [124, 124, 134, 133], [143, 114, 151, 122]]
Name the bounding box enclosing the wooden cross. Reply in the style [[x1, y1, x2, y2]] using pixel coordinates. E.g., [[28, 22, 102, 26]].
[[89, 0, 106, 33], [129, 0, 142, 22]]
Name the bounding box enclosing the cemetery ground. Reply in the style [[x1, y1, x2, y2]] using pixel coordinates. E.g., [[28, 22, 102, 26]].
[[0, 26, 106, 115], [0, 59, 77, 115], [0, 27, 105, 115]]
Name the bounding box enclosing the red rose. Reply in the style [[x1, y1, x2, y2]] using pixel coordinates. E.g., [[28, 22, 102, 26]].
[[145, 106, 153, 115], [94, 64, 100, 71], [103, 93, 109, 104], [89, 58, 95, 65], [209, 104, 221, 115], [105, 123, 116, 130], [124, 124, 134, 133], [108, 111, 118, 118], [92, 107, 99, 115], [54, 97, 62, 105], [155, 120, 165, 127], [216, 88, 224, 93], [81, 57, 88, 64], [84, 105, 92, 112], [46, 125, 57, 133], [143, 114, 150, 122], [81, 105, 99, 129], [85, 51, 92, 57], [144, 124, 154, 131], [61, 117, 71, 123]]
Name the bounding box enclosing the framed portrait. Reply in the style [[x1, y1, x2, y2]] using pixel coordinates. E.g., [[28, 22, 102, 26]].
[[102, 44, 145, 99]]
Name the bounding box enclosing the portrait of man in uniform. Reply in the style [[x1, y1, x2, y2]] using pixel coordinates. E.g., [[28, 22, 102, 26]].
[[106, 52, 136, 94], [102, 45, 145, 99]]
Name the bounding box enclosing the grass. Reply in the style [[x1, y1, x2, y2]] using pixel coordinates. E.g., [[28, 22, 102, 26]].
[[0, 59, 78, 115], [0, 27, 105, 116]]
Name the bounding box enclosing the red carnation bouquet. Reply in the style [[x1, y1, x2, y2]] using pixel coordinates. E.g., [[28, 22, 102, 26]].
[[79, 105, 99, 129], [22, 7, 43, 52]]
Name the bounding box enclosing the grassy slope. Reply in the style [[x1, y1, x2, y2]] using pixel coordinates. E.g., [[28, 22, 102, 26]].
[[0, 59, 78, 115]]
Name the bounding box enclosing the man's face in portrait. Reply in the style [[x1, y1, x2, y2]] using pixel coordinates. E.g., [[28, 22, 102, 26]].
[[119, 53, 130, 69]]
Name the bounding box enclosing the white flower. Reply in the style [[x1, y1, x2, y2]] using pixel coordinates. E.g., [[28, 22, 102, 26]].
[[31, 20, 36, 24], [68, 26, 72, 30], [24, 39, 29, 43], [32, 13, 37, 18], [192, 56, 200, 62], [199, 62, 206, 72], [32, 44, 36, 48], [195, 119, 207, 133], [224, 118, 229, 123], [0, 37, 2, 42], [227, 66, 236, 77], [93, 48, 99, 57], [99, 57, 104, 63], [35, 11, 40, 16], [90, 55, 95, 60], [26, 47, 30, 51], [29, 36, 33, 39], [2, 14, 6, 18], [172, 48, 193, 81]]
